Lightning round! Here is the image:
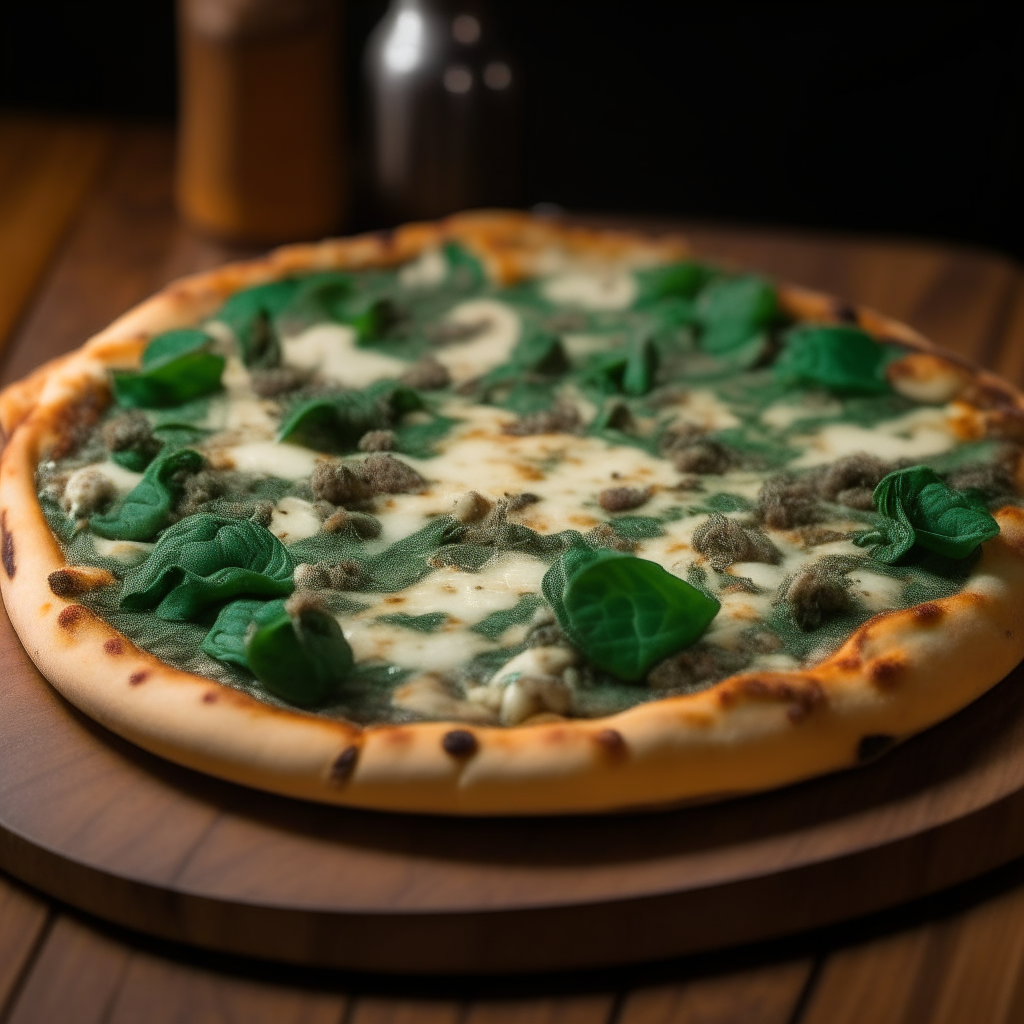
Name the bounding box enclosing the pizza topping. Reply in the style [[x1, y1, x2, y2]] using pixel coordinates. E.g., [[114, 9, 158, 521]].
[[543, 547, 721, 682], [102, 411, 163, 471], [775, 325, 894, 395], [503, 402, 582, 437], [360, 453, 427, 495], [120, 513, 294, 620], [90, 449, 205, 542], [597, 486, 651, 512], [357, 429, 397, 452], [399, 355, 451, 390], [696, 275, 777, 354], [113, 329, 226, 409], [320, 508, 382, 538], [47, 565, 117, 597], [693, 513, 781, 571], [248, 365, 310, 398], [62, 468, 116, 519], [855, 465, 1001, 563], [757, 473, 820, 529], [778, 560, 854, 631]]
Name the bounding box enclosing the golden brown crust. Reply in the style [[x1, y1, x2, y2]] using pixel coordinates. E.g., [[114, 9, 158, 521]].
[[3, 210, 1024, 815]]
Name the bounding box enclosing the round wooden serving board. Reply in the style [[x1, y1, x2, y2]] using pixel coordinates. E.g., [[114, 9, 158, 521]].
[[3, 597, 1024, 976]]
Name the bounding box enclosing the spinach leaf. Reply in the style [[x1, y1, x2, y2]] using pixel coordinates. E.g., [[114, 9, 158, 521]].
[[855, 465, 1001, 563], [277, 381, 424, 452], [200, 598, 264, 668], [90, 448, 204, 541], [247, 599, 353, 706], [580, 336, 659, 397], [214, 278, 302, 364], [775, 325, 892, 395], [543, 547, 720, 681], [634, 262, 713, 306], [444, 242, 487, 289], [377, 611, 448, 632], [112, 329, 225, 408], [471, 594, 544, 640], [362, 516, 465, 591], [120, 513, 294, 620], [279, 272, 400, 342], [202, 597, 353, 706], [696, 276, 777, 354]]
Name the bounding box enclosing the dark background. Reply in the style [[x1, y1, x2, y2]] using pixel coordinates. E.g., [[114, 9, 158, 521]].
[[2, 2, 1023, 258]]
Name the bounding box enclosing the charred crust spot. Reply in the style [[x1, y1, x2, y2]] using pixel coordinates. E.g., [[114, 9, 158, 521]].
[[835, 655, 861, 672], [47, 569, 76, 596], [329, 745, 360, 782], [729, 676, 826, 721], [57, 605, 85, 630], [857, 733, 896, 762], [594, 728, 627, 759], [1, 511, 14, 579], [103, 638, 124, 656], [128, 670, 149, 686], [202, 691, 218, 704], [442, 729, 478, 758], [834, 302, 860, 324], [869, 656, 905, 689], [913, 602, 943, 624], [1007, 630, 1015, 640]]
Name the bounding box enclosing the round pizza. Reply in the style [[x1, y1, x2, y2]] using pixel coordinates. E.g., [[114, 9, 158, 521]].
[[2, 211, 1023, 815]]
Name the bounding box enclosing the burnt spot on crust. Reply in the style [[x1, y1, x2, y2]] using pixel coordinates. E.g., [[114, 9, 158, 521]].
[[47, 569, 78, 597], [598, 486, 651, 513], [47, 565, 117, 597], [442, 728, 478, 758], [913, 602, 944, 624], [857, 733, 896, 762], [503, 403, 581, 437], [329, 745, 360, 783], [103, 638, 125, 656], [594, 728, 627, 758], [724, 676, 826, 721], [758, 474, 819, 529], [128, 670, 149, 686], [869, 655, 905, 690], [1, 511, 14, 579], [57, 605, 85, 630], [692, 513, 781, 571], [202, 691, 218, 704], [833, 302, 860, 324]]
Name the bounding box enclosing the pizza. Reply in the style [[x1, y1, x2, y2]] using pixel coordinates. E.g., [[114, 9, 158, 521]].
[[2, 211, 1024, 815]]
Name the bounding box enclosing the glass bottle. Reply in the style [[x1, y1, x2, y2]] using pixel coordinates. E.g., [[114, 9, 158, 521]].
[[364, 0, 521, 223]]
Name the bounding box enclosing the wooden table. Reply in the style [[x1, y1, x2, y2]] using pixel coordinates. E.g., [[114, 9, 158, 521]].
[[2, 115, 1024, 1022]]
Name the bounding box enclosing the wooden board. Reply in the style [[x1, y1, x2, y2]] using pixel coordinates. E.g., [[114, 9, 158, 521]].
[[5, 587, 1024, 975]]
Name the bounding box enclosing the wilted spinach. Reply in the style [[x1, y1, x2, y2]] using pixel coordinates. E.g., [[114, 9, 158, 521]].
[[112, 329, 225, 408], [775, 324, 893, 395]]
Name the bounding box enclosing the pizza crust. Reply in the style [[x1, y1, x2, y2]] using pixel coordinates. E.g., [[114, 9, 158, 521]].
[[3, 210, 1024, 815]]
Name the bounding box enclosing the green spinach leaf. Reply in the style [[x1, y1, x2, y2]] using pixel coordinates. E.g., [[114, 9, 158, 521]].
[[542, 547, 720, 681], [377, 611, 448, 632], [214, 279, 302, 364], [246, 599, 353, 705], [775, 324, 893, 395], [90, 448, 204, 541], [580, 336, 659, 397], [634, 262, 713, 306], [120, 513, 294, 620], [696, 275, 777, 354], [471, 594, 544, 640], [200, 597, 264, 668], [112, 329, 225, 408], [277, 380, 424, 452], [855, 465, 1001, 563]]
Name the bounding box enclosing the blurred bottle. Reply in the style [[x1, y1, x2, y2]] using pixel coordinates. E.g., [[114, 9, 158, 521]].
[[364, 0, 521, 223], [176, 0, 345, 242]]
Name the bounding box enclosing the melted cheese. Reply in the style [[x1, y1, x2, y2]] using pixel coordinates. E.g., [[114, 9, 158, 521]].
[[541, 269, 637, 310], [269, 497, 322, 543], [432, 299, 521, 383], [283, 324, 408, 388], [398, 247, 448, 288]]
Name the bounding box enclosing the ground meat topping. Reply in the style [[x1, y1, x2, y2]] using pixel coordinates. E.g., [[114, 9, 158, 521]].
[[817, 453, 891, 506], [598, 486, 652, 512], [62, 470, 115, 518], [778, 560, 853, 631], [945, 446, 1020, 498], [692, 513, 781, 571], [399, 356, 451, 390], [357, 429, 397, 452], [584, 523, 637, 552], [361, 453, 427, 494], [757, 473, 819, 529], [249, 366, 310, 398], [101, 411, 158, 455], [310, 461, 374, 506], [503, 403, 581, 436], [647, 644, 748, 690]]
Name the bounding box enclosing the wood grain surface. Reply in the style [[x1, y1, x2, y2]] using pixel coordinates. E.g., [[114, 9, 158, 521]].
[[3, 120, 1024, 1020]]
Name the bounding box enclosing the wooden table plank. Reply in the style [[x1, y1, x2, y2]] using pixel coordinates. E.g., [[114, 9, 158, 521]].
[[349, 998, 461, 1024], [0, 117, 112, 359], [465, 995, 615, 1024], [0, 877, 50, 1016], [618, 961, 812, 1024], [4, 912, 348, 1024]]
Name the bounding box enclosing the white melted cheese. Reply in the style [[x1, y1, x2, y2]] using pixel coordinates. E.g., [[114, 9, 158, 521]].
[[398, 247, 448, 289], [221, 441, 321, 480], [92, 536, 154, 563], [432, 299, 521, 383], [541, 269, 638, 310], [69, 461, 143, 494], [792, 406, 957, 466], [269, 496, 322, 543], [283, 323, 408, 388]]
